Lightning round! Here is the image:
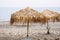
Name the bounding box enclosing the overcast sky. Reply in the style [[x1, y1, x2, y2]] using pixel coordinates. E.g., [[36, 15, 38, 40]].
[[0, 0, 60, 21], [0, 0, 60, 7]]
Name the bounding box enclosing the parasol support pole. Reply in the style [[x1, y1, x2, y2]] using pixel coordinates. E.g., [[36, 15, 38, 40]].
[[27, 20, 29, 38], [46, 22, 50, 34]]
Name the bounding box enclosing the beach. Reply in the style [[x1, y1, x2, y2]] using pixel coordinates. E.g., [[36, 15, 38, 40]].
[[0, 21, 60, 40]]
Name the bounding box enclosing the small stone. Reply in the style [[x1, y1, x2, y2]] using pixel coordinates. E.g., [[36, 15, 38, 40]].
[[44, 38, 47, 40], [38, 38, 40, 40], [55, 38, 59, 40]]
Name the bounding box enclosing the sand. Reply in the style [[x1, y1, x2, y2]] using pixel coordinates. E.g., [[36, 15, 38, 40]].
[[0, 21, 60, 40]]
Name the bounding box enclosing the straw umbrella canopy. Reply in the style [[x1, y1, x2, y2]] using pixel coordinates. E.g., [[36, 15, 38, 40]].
[[42, 9, 59, 22], [55, 14, 60, 22], [10, 7, 47, 25], [41, 9, 59, 34], [10, 7, 47, 37]]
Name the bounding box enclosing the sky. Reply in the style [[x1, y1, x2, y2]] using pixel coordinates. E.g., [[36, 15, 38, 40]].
[[0, 0, 60, 21], [0, 0, 60, 7]]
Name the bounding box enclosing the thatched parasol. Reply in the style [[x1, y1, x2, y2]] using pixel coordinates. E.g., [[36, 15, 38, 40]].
[[42, 9, 59, 22], [10, 7, 47, 25], [42, 9, 60, 34], [10, 7, 47, 38]]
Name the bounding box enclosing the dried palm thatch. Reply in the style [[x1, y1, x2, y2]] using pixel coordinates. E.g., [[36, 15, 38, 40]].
[[42, 9, 59, 22], [56, 14, 60, 22], [10, 7, 47, 25]]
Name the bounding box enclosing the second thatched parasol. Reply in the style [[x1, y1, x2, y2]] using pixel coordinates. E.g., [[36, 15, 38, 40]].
[[42, 9, 60, 34]]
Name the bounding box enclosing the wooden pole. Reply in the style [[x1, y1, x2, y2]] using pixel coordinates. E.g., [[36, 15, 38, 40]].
[[46, 21, 50, 34], [27, 20, 29, 38]]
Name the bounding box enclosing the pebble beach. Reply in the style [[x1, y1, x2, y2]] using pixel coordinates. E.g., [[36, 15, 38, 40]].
[[0, 21, 60, 40]]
